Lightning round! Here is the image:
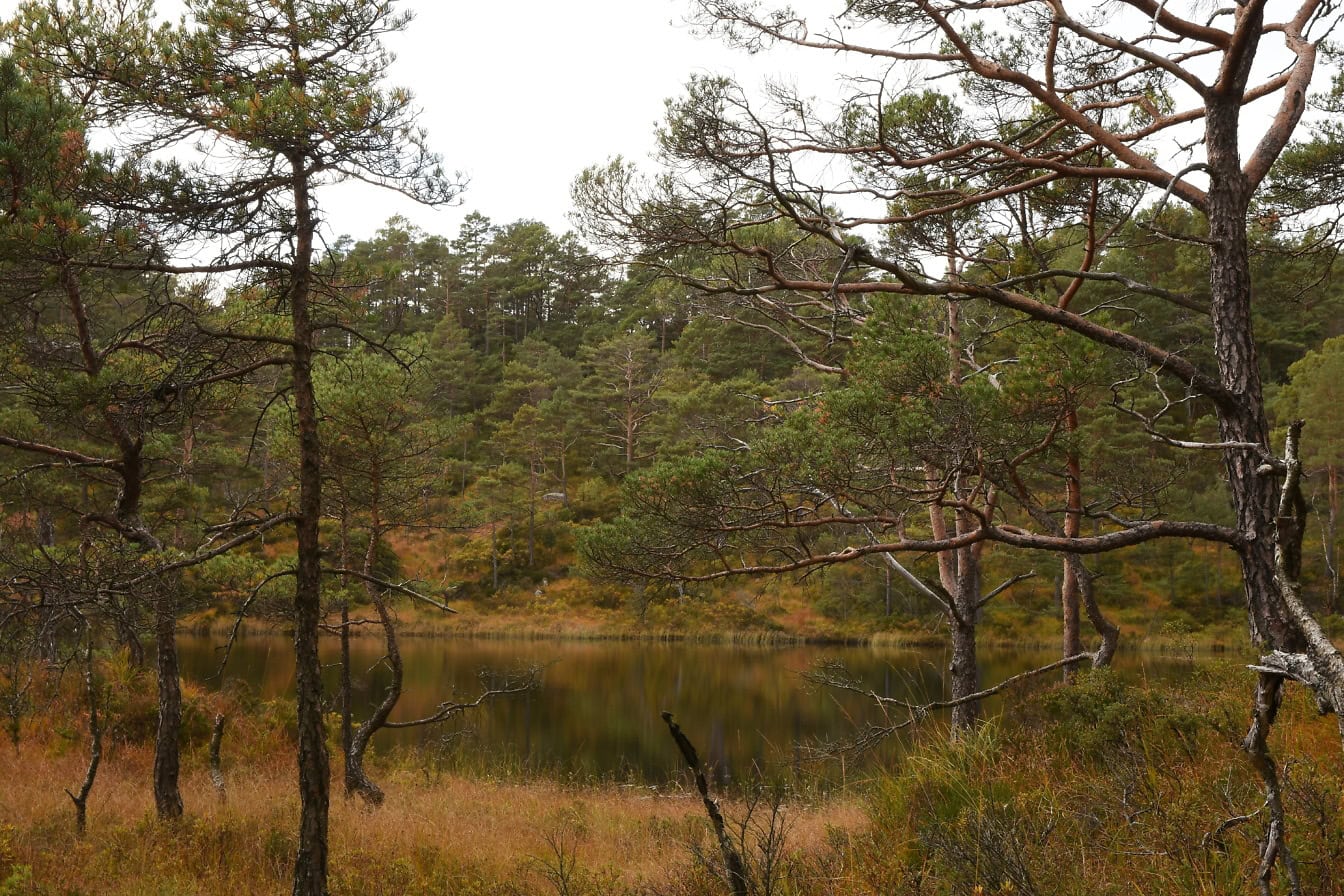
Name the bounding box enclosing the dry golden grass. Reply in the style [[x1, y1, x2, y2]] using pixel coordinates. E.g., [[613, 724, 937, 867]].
[[13, 659, 1342, 895], [0, 739, 865, 896]]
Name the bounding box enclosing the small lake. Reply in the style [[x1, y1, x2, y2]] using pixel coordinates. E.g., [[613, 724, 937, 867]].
[[178, 633, 1198, 786]]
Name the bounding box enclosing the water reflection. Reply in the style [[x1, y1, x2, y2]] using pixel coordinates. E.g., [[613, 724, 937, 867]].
[[178, 634, 1193, 785]]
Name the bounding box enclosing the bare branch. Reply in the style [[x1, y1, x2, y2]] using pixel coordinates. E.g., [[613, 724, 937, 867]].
[[382, 669, 537, 729], [321, 568, 457, 613]]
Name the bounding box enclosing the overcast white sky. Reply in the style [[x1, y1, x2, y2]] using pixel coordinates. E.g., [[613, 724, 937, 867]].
[[0, 0, 843, 243], [0, 0, 1316, 247], [321, 1, 838, 245]]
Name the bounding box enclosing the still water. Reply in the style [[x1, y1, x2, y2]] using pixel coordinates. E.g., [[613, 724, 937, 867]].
[[178, 633, 1193, 785]]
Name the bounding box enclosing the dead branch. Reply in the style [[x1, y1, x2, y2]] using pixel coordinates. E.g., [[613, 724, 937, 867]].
[[321, 568, 457, 613], [975, 571, 1037, 611], [1242, 672, 1303, 896], [661, 711, 750, 896], [807, 653, 1093, 755], [381, 669, 538, 730], [213, 569, 295, 680], [1200, 800, 1266, 852]]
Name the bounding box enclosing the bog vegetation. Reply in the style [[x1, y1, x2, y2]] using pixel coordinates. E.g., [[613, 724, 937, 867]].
[[2, 0, 1344, 894]]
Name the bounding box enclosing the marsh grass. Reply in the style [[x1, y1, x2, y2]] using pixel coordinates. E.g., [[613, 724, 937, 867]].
[[5, 660, 1344, 895], [0, 717, 864, 895]]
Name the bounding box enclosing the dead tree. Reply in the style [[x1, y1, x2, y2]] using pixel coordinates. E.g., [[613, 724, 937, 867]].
[[65, 639, 102, 838], [209, 713, 227, 804]]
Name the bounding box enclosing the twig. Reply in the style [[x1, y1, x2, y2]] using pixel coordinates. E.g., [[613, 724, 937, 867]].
[[382, 669, 537, 729], [213, 570, 295, 680], [807, 653, 1093, 755]]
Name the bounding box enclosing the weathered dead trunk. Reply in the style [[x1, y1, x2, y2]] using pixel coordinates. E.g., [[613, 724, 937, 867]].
[[152, 601, 183, 820], [66, 643, 101, 838], [345, 529, 399, 806], [1243, 672, 1302, 895], [209, 713, 227, 803], [661, 712, 749, 896], [625, 404, 635, 472], [1072, 554, 1119, 667]]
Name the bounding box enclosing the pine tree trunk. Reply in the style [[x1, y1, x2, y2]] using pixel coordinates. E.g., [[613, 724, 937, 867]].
[[1327, 466, 1339, 614], [338, 504, 352, 772], [491, 518, 499, 592], [528, 461, 536, 567], [948, 602, 980, 732], [289, 155, 329, 896], [340, 601, 352, 770], [1206, 95, 1304, 656], [153, 602, 183, 820]]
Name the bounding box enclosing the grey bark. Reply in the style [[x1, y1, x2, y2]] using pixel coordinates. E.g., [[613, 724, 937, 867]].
[[345, 530, 398, 806], [209, 713, 227, 804]]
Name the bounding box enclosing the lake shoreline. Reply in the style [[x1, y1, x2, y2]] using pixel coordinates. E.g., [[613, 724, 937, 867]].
[[183, 611, 1248, 657]]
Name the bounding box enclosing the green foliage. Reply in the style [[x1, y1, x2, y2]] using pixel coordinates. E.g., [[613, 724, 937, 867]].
[[1038, 668, 1146, 760], [857, 667, 1344, 895], [98, 654, 213, 747], [0, 864, 30, 896], [1275, 336, 1344, 469]]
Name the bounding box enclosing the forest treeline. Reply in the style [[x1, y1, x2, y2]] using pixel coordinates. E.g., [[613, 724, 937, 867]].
[[219, 204, 1344, 631], [7, 196, 1344, 641]]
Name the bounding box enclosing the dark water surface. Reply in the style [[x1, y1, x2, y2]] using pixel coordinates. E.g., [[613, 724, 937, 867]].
[[178, 633, 1195, 785]]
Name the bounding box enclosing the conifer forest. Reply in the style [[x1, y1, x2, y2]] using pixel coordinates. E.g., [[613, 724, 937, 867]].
[[4, 1, 1344, 894]]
